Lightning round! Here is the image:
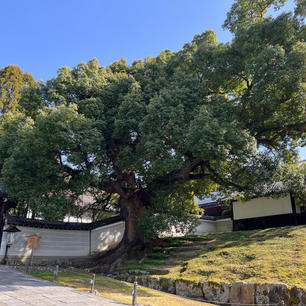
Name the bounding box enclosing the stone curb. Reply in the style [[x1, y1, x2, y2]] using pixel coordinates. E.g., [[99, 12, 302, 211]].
[[113, 274, 306, 306]]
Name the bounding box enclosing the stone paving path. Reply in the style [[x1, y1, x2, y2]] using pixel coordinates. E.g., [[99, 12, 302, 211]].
[[0, 266, 126, 306]]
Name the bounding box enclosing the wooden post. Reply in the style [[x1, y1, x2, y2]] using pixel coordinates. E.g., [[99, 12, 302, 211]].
[[54, 265, 59, 282], [132, 280, 138, 306], [1, 244, 10, 265], [29, 247, 34, 266], [0, 204, 5, 256], [90, 273, 95, 293]]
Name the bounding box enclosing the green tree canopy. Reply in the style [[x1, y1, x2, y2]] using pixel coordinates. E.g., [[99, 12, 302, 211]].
[[0, 0, 305, 256], [0, 65, 36, 247], [0, 65, 36, 114]]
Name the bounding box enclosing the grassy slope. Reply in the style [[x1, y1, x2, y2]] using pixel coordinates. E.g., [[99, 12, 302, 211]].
[[29, 271, 211, 306], [126, 226, 306, 287]]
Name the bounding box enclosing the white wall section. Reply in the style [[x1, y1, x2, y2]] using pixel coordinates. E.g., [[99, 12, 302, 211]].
[[0, 221, 125, 264], [194, 218, 232, 234], [90, 221, 125, 254], [233, 196, 292, 220]]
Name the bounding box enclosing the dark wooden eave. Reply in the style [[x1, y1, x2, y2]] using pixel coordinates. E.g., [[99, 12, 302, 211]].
[[6, 215, 122, 231]]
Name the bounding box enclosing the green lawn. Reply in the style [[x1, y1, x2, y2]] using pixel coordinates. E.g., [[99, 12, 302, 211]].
[[125, 226, 306, 287], [29, 270, 211, 306]]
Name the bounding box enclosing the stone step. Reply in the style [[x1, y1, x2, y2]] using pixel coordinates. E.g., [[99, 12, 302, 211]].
[[147, 253, 170, 259], [146, 268, 170, 275], [157, 260, 181, 267], [189, 241, 215, 247], [160, 240, 192, 247], [168, 245, 203, 252], [159, 240, 212, 249], [186, 237, 214, 242], [169, 252, 198, 259]]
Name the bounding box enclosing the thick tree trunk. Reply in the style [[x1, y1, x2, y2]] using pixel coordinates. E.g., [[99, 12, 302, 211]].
[[120, 196, 144, 245], [0, 203, 5, 251], [96, 191, 148, 269], [0, 195, 17, 250]]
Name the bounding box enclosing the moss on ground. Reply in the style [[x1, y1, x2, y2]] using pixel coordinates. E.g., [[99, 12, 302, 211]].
[[126, 226, 306, 287]]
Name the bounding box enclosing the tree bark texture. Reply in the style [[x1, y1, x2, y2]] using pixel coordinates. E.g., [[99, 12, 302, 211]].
[[0, 195, 17, 250], [0, 203, 5, 251], [96, 191, 148, 268]]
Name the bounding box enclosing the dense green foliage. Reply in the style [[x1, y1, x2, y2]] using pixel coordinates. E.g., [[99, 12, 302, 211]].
[[137, 184, 203, 242], [0, 65, 36, 114], [0, 0, 305, 241]]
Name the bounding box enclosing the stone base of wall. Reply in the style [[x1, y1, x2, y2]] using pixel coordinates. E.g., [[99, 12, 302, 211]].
[[14, 265, 86, 274], [6, 255, 93, 267], [114, 275, 306, 306]]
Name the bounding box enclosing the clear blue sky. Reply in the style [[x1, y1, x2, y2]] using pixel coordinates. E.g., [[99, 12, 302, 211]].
[[1, 0, 304, 158], [1, 0, 233, 81], [0, 0, 295, 81]]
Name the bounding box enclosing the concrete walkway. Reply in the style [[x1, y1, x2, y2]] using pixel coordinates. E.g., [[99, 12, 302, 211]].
[[0, 266, 126, 306]]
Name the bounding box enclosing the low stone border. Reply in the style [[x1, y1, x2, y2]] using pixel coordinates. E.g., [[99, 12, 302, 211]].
[[113, 274, 306, 306], [14, 265, 84, 273]]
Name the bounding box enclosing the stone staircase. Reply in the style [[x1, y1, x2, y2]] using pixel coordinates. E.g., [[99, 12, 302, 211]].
[[113, 236, 215, 277]]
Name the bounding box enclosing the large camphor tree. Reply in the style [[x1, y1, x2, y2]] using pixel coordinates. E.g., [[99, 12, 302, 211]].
[[0, 0, 305, 260]]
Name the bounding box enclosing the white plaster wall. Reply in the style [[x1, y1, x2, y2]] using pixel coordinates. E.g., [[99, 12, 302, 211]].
[[0, 222, 125, 261], [194, 218, 233, 234], [90, 221, 125, 254], [0, 226, 90, 261], [193, 219, 217, 234], [215, 218, 233, 232], [233, 196, 292, 220]]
